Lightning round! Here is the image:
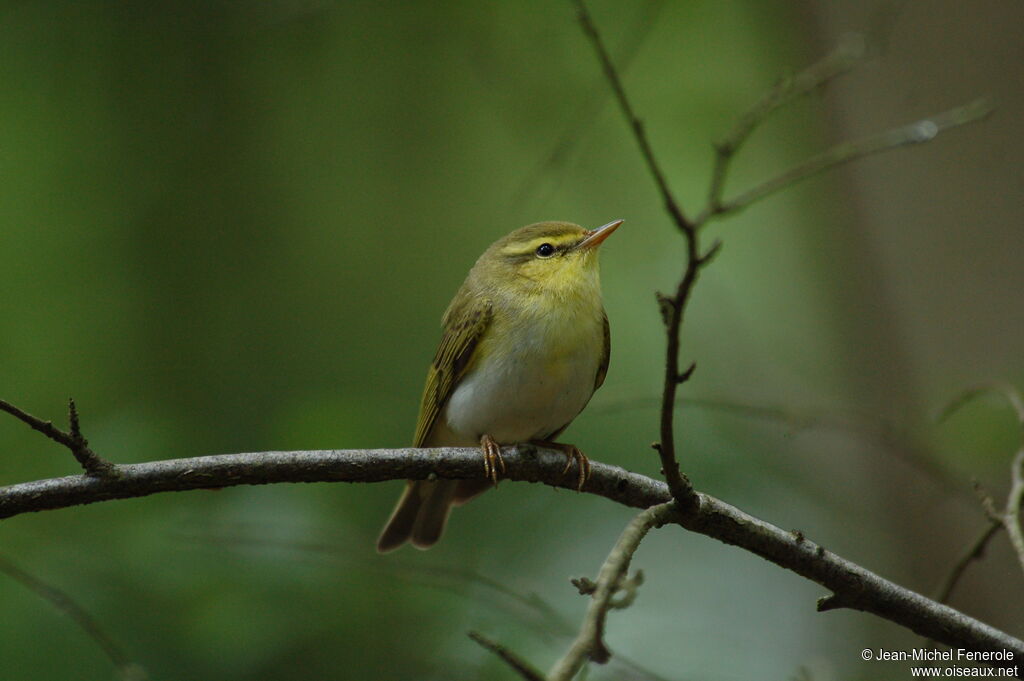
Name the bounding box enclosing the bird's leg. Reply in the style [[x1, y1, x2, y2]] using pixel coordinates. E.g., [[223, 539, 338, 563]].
[[529, 441, 590, 491], [480, 434, 506, 486]]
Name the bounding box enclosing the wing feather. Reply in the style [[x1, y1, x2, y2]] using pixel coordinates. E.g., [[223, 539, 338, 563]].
[[412, 297, 493, 447]]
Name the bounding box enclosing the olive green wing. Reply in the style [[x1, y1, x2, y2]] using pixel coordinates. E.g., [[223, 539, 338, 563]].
[[412, 296, 493, 447], [594, 311, 610, 391]]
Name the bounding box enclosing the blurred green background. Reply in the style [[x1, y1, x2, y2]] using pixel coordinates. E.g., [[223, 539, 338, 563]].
[[2, 1, 1022, 679]]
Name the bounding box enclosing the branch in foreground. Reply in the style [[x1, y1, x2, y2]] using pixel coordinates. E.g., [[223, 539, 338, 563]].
[[0, 554, 147, 681], [548, 502, 674, 681], [2, 446, 1022, 669]]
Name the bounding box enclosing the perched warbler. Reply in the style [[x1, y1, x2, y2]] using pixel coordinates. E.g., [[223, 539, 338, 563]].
[[376, 219, 622, 552]]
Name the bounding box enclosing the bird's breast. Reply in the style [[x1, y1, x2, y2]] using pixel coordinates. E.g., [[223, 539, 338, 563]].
[[443, 307, 604, 445]]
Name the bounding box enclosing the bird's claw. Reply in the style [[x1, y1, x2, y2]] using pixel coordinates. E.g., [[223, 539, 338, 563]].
[[480, 434, 505, 486], [532, 441, 591, 491]]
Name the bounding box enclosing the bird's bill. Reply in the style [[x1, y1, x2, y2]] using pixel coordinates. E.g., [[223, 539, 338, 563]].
[[575, 219, 624, 250]]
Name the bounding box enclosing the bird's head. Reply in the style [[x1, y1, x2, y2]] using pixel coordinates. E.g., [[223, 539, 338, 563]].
[[472, 220, 622, 303]]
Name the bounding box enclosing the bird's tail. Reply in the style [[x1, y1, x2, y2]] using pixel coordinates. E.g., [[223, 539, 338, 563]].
[[376, 480, 457, 553]]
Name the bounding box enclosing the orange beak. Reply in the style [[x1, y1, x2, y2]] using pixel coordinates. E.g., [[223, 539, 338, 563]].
[[575, 219, 624, 250]]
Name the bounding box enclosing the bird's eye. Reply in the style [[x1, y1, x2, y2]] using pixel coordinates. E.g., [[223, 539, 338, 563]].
[[535, 243, 556, 258]]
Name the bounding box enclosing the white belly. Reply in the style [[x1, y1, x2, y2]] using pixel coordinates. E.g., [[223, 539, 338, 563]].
[[443, 317, 602, 444]]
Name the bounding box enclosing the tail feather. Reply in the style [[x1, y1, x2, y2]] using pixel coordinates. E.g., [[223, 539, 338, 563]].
[[410, 481, 457, 549], [376, 480, 457, 553]]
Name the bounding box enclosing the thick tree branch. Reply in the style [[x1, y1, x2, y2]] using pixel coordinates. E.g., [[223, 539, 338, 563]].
[[548, 502, 674, 681], [2, 445, 1022, 668]]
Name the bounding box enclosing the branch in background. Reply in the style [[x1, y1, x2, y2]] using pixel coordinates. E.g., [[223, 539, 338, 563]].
[[0, 399, 117, 478], [703, 98, 994, 222], [468, 631, 545, 681], [512, 0, 668, 211], [592, 394, 973, 506], [702, 32, 866, 220], [186, 532, 674, 681], [547, 502, 674, 681], [933, 521, 1001, 605], [941, 384, 1024, 577], [1, 445, 1022, 668], [0, 554, 147, 681]]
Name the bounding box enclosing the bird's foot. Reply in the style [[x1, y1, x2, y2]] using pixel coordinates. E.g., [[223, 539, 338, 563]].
[[480, 434, 506, 486], [530, 440, 590, 491]]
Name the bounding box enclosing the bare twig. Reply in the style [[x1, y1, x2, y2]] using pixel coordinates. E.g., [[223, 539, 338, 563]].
[[0, 448, 1022, 665], [574, 0, 707, 511], [0, 398, 117, 478], [703, 33, 866, 219], [1008, 448, 1024, 574], [468, 631, 546, 681], [548, 502, 674, 681], [941, 384, 1024, 576], [701, 98, 993, 222], [0, 554, 146, 681], [934, 521, 1002, 605]]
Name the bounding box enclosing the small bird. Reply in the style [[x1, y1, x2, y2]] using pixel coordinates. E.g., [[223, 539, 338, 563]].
[[376, 219, 621, 552]]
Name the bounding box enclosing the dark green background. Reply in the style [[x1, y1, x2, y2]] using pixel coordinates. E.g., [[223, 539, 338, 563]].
[[2, 1, 1022, 679]]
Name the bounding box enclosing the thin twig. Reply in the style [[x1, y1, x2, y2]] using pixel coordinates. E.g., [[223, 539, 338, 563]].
[[468, 631, 546, 681], [574, 0, 705, 511], [703, 33, 866, 220], [701, 98, 993, 223], [1007, 448, 1024, 575], [571, 0, 690, 232], [0, 398, 117, 478], [934, 521, 1002, 605], [548, 502, 675, 680], [941, 383, 1024, 576], [0, 554, 147, 681]]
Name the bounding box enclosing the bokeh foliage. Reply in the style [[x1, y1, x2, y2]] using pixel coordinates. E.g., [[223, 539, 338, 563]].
[[1, 1, 1021, 680]]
